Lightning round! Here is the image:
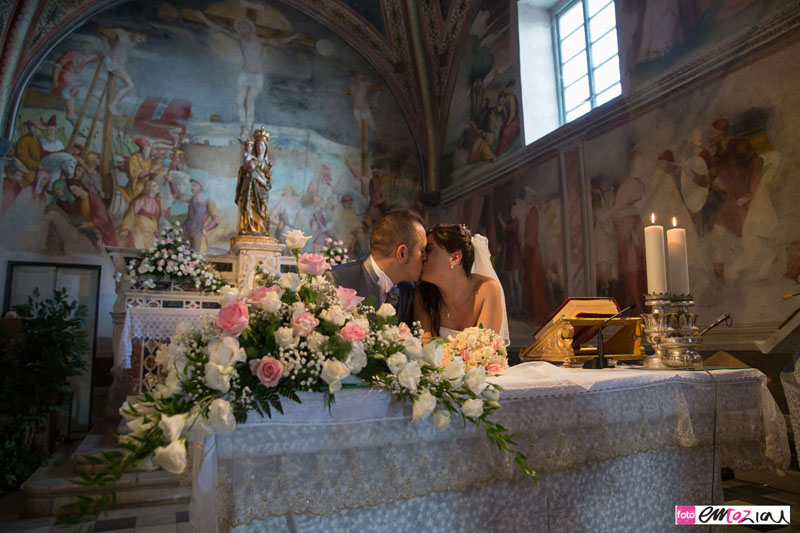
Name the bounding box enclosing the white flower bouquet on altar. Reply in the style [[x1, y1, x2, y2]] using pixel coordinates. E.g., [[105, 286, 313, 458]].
[[64, 231, 535, 519], [441, 326, 509, 375], [114, 224, 225, 291]]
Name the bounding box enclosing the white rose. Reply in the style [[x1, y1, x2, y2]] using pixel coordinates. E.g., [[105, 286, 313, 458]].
[[386, 352, 408, 374], [320, 305, 347, 326], [208, 336, 246, 367], [432, 409, 451, 430], [126, 415, 157, 437], [376, 303, 395, 317], [285, 229, 311, 250], [412, 390, 436, 421], [208, 399, 236, 434], [204, 362, 231, 392], [158, 413, 186, 443], [423, 342, 443, 367], [442, 360, 465, 381], [397, 361, 422, 391], [461, 398, 485, 418], [321, 359, 350, 392], [482, 387, 500, 402], [307, 331, 328, 353], [218, 285, 240, 305], [346, 343, 367, 374], [464, 367, 487, 395], [260, 292, 282, 313], [275, 327, 297, 347], [354, 317, 370, 333], [403, 341, 424, 362], [281, 273, 302, 292], [291, 301, 306, 314], [153, 440, 187, 474], [381, 326, 401, 343], [175, 322, 192, 336], [154, 344, 171, 367]]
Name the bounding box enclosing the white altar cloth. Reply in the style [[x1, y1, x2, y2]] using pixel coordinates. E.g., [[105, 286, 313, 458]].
[[116, 307, 215, 369], [191, 363, 789, 532]]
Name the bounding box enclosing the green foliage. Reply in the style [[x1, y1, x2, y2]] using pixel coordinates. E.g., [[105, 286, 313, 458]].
[[0, 288, 89, 494]]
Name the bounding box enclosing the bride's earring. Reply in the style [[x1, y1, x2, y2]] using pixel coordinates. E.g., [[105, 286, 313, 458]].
[[450, 263, 454, 269]]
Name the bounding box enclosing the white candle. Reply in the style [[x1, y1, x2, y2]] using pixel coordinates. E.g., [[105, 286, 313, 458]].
[[667, 217, 690, 296], [644, 213, 668, 295]]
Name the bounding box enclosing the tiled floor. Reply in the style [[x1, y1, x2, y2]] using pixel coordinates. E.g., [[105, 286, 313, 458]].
[[0, 479, 797, 531], [720, 479, 800, 532]]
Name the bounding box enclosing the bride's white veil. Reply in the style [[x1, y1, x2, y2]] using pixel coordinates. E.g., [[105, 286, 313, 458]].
[[471, 234, 510, 344]]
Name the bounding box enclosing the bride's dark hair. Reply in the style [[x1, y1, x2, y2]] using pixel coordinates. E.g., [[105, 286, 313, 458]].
[[419, 224, 474, 336]]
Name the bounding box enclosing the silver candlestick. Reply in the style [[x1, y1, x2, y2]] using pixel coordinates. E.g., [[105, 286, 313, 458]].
[[641, 293, 703, 368]]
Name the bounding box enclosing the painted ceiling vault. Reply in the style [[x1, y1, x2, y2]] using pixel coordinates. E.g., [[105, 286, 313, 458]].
[[0, 0, 483, 186]]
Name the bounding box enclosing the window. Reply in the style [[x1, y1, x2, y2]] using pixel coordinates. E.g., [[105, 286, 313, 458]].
[[554, 0, 621, 123]]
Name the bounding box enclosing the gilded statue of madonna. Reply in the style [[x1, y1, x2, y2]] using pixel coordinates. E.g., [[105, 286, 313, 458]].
[[235, 127, 272, 235]]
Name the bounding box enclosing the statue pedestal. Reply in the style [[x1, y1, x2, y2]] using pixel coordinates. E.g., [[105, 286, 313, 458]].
[[230, 234, 284, 291]]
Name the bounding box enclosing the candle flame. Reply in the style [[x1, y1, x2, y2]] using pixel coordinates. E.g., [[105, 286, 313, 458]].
[[651, 213, 655, 224], [672, 217, 677, 227]]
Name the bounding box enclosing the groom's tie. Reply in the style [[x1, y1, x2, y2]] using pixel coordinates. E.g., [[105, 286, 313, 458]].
[[385, 286, 400, 307]]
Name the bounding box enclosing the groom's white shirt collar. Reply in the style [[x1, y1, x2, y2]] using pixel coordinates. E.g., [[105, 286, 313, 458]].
[[368, 255, 395, 293]]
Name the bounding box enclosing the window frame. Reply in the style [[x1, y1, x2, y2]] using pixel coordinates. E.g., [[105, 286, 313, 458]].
[[552, 0, 619, 124]]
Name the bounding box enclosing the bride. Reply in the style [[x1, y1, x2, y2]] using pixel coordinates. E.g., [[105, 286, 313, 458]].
[[412, 224, 510, 343]]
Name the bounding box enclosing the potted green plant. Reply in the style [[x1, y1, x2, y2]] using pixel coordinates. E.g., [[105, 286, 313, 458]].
[[0, 289, 88, 494]]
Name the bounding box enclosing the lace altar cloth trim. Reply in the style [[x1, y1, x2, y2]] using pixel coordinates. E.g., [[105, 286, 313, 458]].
[[117, 308, 215, 368], [226, 447, 724, 533], [192, 365, 789, 530]]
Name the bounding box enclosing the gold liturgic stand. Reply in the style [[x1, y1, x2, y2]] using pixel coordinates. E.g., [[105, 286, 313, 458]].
[[521, 316, 645, 367]]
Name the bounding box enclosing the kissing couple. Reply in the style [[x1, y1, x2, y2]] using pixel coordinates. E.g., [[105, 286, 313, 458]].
[[327, 210, 509, 343]]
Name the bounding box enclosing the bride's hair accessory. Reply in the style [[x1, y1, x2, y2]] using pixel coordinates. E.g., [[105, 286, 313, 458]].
[[459, 224, 471, 239]]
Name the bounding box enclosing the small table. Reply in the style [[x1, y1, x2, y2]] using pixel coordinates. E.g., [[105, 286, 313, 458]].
[[191, 364, 789, 532]]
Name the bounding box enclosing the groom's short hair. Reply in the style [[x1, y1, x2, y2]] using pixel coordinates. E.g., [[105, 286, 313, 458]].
[[370, 210, 425, 259]]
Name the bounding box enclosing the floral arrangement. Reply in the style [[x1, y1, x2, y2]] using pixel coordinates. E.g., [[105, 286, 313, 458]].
[[114, 224, 225, 291], [441, 326, 509, 375], [65, 231, 534, 518], [320, 237, 349, 266]]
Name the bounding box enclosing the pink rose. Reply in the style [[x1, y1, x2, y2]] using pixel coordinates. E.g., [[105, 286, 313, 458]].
[[254, 356, 283, 387], [337, 321, 367, 343], [216, 301, 249, 336], [486, 363, 502, 375], [248, 285, 283, 304], [335, 287, 364, 310], [247, 286, 269, 303], [460, 349, 471, 362], [397, 323, 411, 340], [291, 310, 319, 337], [298, 253, 331, 276]]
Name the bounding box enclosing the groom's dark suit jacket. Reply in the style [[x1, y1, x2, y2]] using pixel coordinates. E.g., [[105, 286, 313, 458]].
[[327, 257, 415, 326]]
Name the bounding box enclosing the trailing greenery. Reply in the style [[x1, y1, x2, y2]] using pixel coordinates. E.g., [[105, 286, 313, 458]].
[[0, 289, 88, 494]]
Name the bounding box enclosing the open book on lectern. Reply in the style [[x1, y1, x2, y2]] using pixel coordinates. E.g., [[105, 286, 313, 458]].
[[521, 297, 644, 363]]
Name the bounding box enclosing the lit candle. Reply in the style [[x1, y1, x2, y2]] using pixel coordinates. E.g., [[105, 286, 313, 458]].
[[667, 217, 690, 296], [644, 213, 667, 295]]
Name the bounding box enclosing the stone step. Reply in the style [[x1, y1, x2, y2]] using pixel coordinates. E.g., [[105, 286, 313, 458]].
[[21, 436, 191, 517]]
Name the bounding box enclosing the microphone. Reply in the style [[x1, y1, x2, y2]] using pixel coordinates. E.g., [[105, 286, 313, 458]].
[[582, 304, 636, 370]]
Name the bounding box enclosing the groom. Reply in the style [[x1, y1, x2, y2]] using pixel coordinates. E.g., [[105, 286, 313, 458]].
[[327, 210, 426, 325]]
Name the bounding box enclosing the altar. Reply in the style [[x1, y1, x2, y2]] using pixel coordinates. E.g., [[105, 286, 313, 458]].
[[190, 364, 789, 532]]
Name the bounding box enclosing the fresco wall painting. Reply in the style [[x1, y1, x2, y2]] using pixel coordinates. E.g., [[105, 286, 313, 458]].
[[1, 0, 422, 264]]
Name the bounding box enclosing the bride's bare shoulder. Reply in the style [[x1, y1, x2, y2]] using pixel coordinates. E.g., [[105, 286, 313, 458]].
[[472, 274, 501, 299]]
